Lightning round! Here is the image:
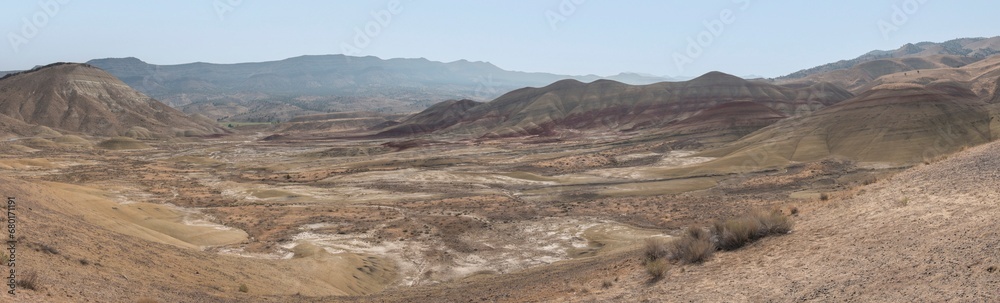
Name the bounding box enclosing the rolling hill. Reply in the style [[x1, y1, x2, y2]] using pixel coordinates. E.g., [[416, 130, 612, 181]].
[[855, 54, 1000, 100], [780, 37, 1000, 80], [378, 72, 853, 138], [775, 37, 1000, 94], [659, 101, 789, 144], [779, 55, 981, 92], [678, 81, 996, 176], [377, 99, 482, 137], [84, 56, 681, 122], [0, 63, 225, 138]]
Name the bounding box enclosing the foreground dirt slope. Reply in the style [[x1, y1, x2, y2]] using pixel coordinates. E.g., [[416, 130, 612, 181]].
[[6, 176, 395, 303], [342, 139, 1000, 302], [577, 140, 1000, 302]]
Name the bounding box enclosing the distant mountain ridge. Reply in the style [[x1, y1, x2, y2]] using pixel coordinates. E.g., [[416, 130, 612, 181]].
[[84, 56, 680, 121], [779, 37, 1000, 81]]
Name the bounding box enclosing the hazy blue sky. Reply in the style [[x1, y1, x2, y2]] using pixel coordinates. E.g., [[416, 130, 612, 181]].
[[1, 1, 998, 77]]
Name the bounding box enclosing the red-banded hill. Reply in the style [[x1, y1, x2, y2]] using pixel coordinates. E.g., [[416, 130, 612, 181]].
[[377, 72, 853, 139]]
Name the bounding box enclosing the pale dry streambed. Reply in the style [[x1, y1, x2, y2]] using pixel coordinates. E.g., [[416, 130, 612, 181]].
[[282, 217, 668, 286]]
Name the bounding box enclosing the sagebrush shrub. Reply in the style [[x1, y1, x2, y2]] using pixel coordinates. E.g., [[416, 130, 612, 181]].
[[668, 228, 715, 264], [645, 258, 670, 280], [643, 237, 669, 262], [714, 209, 792, 251], [17, 270, 38, 290]]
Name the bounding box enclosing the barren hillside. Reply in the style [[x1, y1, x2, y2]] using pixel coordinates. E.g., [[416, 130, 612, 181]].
[[675, 82, 996, 176], [585, 133, 1000, 302], [336, 135, 1000, 302], [780, 36, 1000, 83], [0, 63, 225, 138], [380, 72, 852, 139]]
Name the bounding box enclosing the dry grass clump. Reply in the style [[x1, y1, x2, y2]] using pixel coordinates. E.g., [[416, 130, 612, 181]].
[[39, 244, 60, 255], [643, 238, 671, 280], [639, 209, 791, 279], [16, 270, 39, 290], [668, 227, 715, 264], [645, 258, 670, 280], [643, 237, 669, 262], [713, 209, 792, 251], [896, 197, 910, 207], [601, 279, 614, 289], [642, 228, 715, 280]]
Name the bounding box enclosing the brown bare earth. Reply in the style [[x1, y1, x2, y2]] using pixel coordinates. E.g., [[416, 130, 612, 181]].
[[554, 138, 1000, 302], [8, 116, 994, 302], [0, 125, 838, 301]]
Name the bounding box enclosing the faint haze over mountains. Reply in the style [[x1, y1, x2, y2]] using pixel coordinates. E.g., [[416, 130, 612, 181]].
[[0, 36, 993, 124], [72, 55, 684, 120], [2, 1, 999, 78]]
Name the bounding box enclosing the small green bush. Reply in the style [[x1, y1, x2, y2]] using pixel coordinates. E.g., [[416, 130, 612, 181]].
[[239, 283, 249, 293]]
